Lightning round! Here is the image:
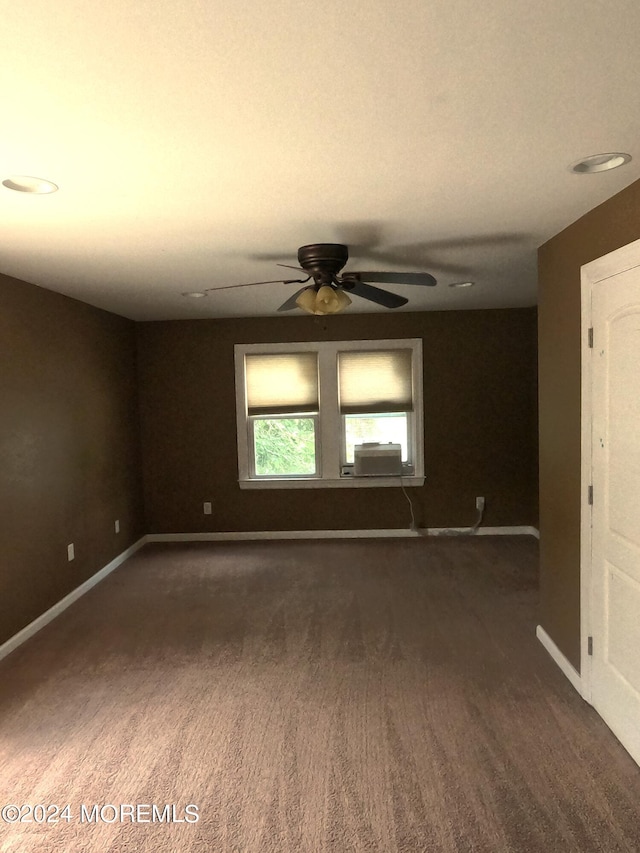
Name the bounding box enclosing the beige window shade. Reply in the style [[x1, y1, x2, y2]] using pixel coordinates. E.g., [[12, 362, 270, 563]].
[[338, 349, 413, 413], [245, 352, 319, 415]]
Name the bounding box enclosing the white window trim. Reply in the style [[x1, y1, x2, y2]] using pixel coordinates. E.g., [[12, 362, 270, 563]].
[[234, 339, 424, 489]]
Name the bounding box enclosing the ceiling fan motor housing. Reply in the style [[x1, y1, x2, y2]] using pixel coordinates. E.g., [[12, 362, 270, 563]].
[[297, 244, 349, 283]]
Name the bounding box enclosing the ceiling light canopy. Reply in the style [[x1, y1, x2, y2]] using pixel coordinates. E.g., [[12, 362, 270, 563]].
[[2, 176, 59, 194], [571, 153, 632, 174], [296, 285, 352, 315], [448, 281, 475, 288], [182, 291, 207, 298]]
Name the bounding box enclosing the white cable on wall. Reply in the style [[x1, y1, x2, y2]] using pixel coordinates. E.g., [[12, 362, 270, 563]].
[[399, 475, 416, 530], [402, 485, 486, 537]]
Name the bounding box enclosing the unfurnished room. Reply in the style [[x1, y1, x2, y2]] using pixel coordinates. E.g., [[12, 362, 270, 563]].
[[2, 1, 640, 851]]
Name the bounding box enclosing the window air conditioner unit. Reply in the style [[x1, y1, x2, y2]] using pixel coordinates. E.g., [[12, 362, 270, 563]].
[[353, 442, 402, 477]]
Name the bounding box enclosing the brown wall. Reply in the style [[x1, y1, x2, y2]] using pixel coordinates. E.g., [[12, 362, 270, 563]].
[[0, 274, 145, 646], [137, 308, 538, 535], [538, 177, 640, 671]]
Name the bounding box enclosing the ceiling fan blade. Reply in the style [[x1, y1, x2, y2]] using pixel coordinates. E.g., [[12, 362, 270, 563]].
[[341, 280, 408, 308], [206, 276, 309, 292], [350, 271, 437, 286], [277, 263, 307, 273], [277, 287, 311, 312]]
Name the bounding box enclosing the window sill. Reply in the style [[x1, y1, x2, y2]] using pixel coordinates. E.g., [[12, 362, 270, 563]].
[[239, 476, 425, 490]]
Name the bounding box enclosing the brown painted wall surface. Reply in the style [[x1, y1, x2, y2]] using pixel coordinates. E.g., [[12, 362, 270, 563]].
[[538, 177, 640, 671], [137, 308, 538, 534], [0, 274, 145, 645]]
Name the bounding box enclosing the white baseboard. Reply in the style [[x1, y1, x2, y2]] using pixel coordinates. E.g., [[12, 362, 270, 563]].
[[149, 529, 413, 542], [428, 525, 539, 538], [147, 526, 539, 543], [536, 624, 582, 695], [0, 536, 147, 664]]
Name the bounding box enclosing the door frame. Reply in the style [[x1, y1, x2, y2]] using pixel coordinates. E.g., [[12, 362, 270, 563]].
[[580, 236, 640, 705]]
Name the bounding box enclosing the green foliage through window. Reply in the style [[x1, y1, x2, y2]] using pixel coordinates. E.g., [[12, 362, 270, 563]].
[[253, 417, 316, 476]]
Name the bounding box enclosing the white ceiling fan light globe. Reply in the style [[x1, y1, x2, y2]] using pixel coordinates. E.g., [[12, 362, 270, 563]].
[[295, 287, 318, 314], [315, 285, 341, 314], [318, 288, 351, 315], [333, 290, 352, 312]]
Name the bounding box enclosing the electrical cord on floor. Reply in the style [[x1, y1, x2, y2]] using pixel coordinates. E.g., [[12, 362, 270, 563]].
[[401, 475, 486, 538], [435, 502, 485, 536]]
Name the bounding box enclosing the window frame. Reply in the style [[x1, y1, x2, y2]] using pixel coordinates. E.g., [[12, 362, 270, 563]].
[[234, 339, 424, 489]]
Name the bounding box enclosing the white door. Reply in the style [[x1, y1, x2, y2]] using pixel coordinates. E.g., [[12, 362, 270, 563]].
[[587, 247, 640, 766]]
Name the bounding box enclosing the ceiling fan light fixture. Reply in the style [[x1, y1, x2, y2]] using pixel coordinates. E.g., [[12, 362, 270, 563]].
[[182, 291, 207, 298], [448, 281, 475, 288], [571, 153, 631, 174], [295, 285, 352, 315]]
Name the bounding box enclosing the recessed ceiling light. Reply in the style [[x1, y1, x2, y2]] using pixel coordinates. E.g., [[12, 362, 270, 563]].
[[571, 153, 632, 174], [2, 175, 59, 193], [449, 281, 475, 288], [182, 291, 207, 298]]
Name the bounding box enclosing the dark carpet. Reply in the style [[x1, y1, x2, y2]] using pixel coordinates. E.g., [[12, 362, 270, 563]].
[[1, 536, 639, 851]]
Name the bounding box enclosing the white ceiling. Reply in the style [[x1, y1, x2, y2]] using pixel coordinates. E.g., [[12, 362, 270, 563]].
[[2, 0, 640, 321]]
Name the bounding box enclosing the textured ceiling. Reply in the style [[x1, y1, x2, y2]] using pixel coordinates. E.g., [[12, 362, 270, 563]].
[[2, 0, 640, 320]]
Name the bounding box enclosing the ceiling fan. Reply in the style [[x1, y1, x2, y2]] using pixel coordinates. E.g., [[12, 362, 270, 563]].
[[197, 244, 437, 315]]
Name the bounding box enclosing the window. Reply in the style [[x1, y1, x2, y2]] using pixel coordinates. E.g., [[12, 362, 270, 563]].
[[252, 417, 317, 477], [244, 352, 320, 479], [338, 348, 413, 465], [234, 339, 423, 488], [343, 413, 409, 463]]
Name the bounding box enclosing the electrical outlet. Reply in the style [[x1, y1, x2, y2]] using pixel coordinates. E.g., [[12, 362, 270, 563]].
[[476, 496, 485, 511], [203, 502, 212, 515], [67, 543, 75, 561], [115, 519, 120, 533]]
